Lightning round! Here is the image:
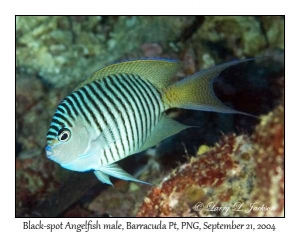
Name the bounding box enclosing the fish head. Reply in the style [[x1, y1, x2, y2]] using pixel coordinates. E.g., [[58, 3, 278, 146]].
[[45, 115, 101, 172]]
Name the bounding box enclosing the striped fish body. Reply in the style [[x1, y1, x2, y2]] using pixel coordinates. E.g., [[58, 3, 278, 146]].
[[46, 59, 255, 185], [47, 73, 164, 167]]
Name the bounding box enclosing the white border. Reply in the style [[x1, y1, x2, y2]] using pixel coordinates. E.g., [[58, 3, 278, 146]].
[[1, 0, 295, 232]]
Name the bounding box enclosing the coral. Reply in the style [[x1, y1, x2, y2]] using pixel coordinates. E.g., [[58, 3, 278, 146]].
[[16, 155, 62, 216], [86, 181, 151, 217], [16, 16, 107, 88], [16, 16, 195, 89], [191, 16, 284, 58], [140, 43, 163, 58], [250, 103, 284, 216], [107, 16, 195, 55], [137, 99, 284, 217], [16, 71, 52, 156]]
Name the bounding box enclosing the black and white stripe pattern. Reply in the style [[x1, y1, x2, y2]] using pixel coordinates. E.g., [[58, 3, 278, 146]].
[[47, 73, 164, 165]]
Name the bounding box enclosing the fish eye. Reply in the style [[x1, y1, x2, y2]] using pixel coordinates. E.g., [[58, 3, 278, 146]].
[[58, 128, 71, 142]]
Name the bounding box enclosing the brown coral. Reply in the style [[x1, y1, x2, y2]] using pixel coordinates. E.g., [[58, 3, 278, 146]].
[[250, 104, 284, 216]]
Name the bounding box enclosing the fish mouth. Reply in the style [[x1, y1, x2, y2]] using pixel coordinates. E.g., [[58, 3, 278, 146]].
[[45, 145, 53, 158], [45, 145, 61, 163]]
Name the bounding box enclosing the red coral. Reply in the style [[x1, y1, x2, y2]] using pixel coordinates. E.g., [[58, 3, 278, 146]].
[[250, 104, 284, 216]]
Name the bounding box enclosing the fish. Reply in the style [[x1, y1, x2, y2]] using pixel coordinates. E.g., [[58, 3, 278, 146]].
[[45, 58, 254, 185]]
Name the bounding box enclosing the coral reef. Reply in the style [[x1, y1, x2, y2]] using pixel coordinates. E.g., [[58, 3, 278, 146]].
[[191, 16, 284, 58], [136, 96, 284, 217], [16, 154, 61, 216], [86, 181, 152, 217], [250, 103, 284, 216]]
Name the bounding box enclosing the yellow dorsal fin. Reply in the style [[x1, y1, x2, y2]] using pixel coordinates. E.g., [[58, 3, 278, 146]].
[[75, 59, 183, 91]]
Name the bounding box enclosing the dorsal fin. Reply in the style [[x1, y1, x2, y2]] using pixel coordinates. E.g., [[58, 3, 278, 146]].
[[75, 59, 183, 90]]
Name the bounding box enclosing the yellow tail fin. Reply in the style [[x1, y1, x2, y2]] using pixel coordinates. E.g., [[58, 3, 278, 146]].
[[163, 59, 255, 116]]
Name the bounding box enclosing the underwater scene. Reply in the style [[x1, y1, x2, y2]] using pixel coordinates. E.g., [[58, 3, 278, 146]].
[[16, 16, 284, 217]]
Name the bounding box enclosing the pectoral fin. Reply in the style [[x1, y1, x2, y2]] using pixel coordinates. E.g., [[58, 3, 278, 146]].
[[137, 114, 195, 153]]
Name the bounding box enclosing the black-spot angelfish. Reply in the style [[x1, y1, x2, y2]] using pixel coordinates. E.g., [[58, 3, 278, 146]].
[[45, 58, 254, 185]]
